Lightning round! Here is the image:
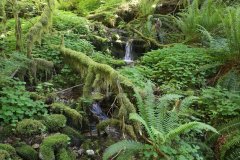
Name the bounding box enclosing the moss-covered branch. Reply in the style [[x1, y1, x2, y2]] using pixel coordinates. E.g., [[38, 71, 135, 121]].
[[59, 46, 139, 136], [26, 0, 55, 58]]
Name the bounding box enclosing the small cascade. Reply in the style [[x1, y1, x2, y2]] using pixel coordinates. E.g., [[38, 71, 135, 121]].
[[124, 39, 133, 63], [90, 102, 108, 121]]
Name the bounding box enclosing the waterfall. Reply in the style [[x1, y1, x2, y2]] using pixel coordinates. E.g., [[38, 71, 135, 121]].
[[124, 39, 133, 63], [90, 102, 108, 121]]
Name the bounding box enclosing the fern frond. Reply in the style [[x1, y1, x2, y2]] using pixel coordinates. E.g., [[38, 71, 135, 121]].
[[178, 96, 198, 112], [220, 133, 240, 160], [225, 148, 240, 160], [208, 118, 240, 143], [103, 140, 146, 160], [166, 122, 218, 142], [129, 113, 153, 140]]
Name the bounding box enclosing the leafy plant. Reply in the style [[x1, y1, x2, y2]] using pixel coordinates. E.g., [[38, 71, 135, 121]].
[[103, 82, 217, 159], [0, 80, 47, 125], [140, 44, 217, 90], [199, 86, 240, 124]]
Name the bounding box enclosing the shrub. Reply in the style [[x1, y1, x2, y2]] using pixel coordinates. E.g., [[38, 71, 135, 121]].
[[39, 134, 70, 160], [15, 143, 38, 160], [0, 80, 47, 125], [16, 119, 46, 137], [140, 44, 217, 90], [176, 0, 222, 41], [42, 114, 67, 132], [53, 10, 89, 34], [222, 7, 240, 59], [199, 86, 240, 123]]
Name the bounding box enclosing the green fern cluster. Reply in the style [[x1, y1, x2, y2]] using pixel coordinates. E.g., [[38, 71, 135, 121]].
[[208, 118, 240, 160], [176, 0, 222, 42], [103, 82, 217, 159]]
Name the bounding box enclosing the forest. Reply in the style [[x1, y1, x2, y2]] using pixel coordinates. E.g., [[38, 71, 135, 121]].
[[0, 0, 240, 159]]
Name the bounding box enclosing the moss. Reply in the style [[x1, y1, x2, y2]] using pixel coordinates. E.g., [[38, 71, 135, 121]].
[[15, 144, 38, 160], [57, 148, 76, 160], [0, 125, 14, 142], [0, 144, 21, 160], [42, 114, 67, 132], [0, 149, 10, 160], [50, 103, 82, 127], [61, 126, 83, 146], [26, 0, 55, 57], [39, 134, 70, 160], [16, 119, 46, 137], [59, 46, 138, 137]]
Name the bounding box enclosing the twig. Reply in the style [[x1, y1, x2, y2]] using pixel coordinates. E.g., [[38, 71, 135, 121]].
[[56, 84, 84, 94]]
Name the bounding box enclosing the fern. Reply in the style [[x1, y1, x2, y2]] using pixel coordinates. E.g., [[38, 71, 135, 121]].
[[103, 140, 147, 160], [220, 133, 240, 160], [225, 148, 240, 160]]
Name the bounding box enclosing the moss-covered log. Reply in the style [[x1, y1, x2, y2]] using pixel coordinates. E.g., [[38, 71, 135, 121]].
[[59, 46, 139, 137]]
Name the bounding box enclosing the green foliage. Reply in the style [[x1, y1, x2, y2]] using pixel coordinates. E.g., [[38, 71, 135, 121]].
[[61, 126, 83, 145], [176, 0, 222, 41], [104, 82, 217, 159], [42, 114, 67, 132], [222, 7, 240, 59], [0, 80, 47, 125], [118, 66, 148, 89], [0, 52, 29, 85], [16, 119, 46, 137], [208, 118, 240, 160], [140, 44, 217, 90], [39, 134, 70, 160], [138, 0, 158, 16], [53, 10, 89, 34], [15, 143, 38, 160], [199, 86, 240, 123], [217, 69, 240, 92]]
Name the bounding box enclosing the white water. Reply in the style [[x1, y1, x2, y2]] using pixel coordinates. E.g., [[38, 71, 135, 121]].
[[124, 40, 133, 63]]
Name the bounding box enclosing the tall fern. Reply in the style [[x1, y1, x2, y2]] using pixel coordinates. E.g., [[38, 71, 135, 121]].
[[103, 82, 217, 159]]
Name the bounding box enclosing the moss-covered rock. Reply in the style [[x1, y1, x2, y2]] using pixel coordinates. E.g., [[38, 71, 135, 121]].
[[61, 126, 83, 146], [57, 148, 76, 160], [0, 143, 21, 160], [42, 114, 67, 132], [16, 119, 46, 137], [0, 149, 10, 160], [39, 134, 70, 160], [50, 103, 82, 127], [0, 125, 14, 142], [15, 143, 38, 160]]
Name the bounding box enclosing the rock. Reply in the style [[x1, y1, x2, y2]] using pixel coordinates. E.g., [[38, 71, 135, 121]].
[[86, 149, 95, 156], [32, 144, 40, 149], [77, 149, 84, 156]]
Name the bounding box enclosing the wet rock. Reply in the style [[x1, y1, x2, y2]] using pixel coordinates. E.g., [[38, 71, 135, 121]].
[[86, 149, 95, 156]]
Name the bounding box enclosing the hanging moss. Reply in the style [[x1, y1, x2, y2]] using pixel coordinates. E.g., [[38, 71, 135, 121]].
[[59, 46, 139, 137], [50, 103, 82, 127], [39, 134, 70, 160], [26, 0, 55, 57]]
